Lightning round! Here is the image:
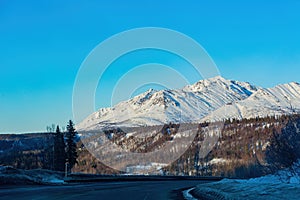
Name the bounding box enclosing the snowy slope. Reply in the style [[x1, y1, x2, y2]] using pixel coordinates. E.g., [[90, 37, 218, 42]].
[[192, 161, 300, 200], [77, 76, 258, 131], [202, 82, 300, 122]]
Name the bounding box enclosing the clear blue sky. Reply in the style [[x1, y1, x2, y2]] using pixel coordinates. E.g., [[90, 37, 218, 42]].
[[1, 0, 300, 133]]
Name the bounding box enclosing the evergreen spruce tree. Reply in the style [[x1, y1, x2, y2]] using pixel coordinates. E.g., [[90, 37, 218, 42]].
[[66, 120, 78, 170], [53, 125, 66, 171]]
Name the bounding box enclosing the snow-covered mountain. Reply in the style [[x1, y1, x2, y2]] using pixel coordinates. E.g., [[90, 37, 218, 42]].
[[77, 76, 259, 131], [77, 76, 300, 131], [202, 82, 300, 122]]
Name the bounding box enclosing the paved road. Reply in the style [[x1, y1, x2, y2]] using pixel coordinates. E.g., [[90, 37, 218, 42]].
[[0, 180, 207, 200]]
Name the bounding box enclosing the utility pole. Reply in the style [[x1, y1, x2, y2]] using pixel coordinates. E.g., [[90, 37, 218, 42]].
[[65, 161, 69, 177], [53, 142, 55, 171]]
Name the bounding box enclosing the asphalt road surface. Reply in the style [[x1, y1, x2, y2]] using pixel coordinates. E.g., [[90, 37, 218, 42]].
[[0, 180, 207, 200]]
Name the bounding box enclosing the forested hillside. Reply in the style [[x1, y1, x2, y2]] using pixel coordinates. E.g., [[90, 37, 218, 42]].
[[1, 114, 300, 179]]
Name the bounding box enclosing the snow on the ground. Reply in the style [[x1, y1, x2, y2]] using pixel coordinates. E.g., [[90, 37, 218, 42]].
[[125, 163, 168, 175], [208, 158, 228, 165], [182, 187, 197, 200], [0, 166, 65, 185], [41, 176, 65, 184], [193, 161, 300, 200]]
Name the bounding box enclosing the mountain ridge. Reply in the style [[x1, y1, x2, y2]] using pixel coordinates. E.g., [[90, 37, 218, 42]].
[[77, 76, 300, 131]]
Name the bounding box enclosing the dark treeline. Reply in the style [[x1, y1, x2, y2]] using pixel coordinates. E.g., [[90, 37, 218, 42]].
[[0, 120, 78, 173]]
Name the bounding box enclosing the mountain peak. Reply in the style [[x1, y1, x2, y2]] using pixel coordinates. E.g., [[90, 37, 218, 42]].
[[197, 76, 230, 85], [131, 88, 157, 105], [197, 76, 227, 84], [207, 75, 226, 82], [288, 81, 300, 87], [183, 76, 258, 95]]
